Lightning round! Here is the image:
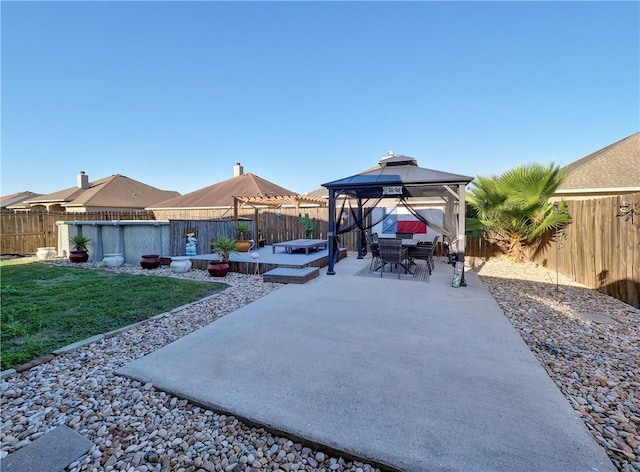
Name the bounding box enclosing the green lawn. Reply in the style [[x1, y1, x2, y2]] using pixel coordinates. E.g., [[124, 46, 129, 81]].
[[0, 260, 227, 371]]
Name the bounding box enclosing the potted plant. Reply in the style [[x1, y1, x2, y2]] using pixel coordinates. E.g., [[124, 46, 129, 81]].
[[208, 236, 237, 277], [69, 235, 91, 263], [140, 254, 161, 269], [234, 221, 252, 252]]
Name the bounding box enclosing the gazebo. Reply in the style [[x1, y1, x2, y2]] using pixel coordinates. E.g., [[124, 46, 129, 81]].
[[321, 152, 474, 280]]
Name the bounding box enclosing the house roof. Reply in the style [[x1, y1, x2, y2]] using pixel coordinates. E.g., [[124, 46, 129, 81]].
[[1, 191, 41, 209], [305, 187, 329, 199], [13, 174, 180, 210], [557, 132, 640, 194], [149, 172, 304, 209]]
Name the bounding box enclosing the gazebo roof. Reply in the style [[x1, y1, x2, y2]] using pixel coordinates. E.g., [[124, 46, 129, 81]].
[[322, 154, 474, 199]]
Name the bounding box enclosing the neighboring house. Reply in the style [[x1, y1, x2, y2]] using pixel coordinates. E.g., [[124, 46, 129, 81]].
[[305, 187, 329, 200], [555, 132, 640, 200], [149, 163, 325, 220], [1, 191, 41, 210], [7, 172, 180, 213]]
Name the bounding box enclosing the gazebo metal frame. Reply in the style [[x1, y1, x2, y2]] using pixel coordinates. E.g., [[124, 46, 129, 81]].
[[321, 153, 474, 283]]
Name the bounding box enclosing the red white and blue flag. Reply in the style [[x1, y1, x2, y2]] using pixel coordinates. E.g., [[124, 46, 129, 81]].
[[382, 213, 427, 234]]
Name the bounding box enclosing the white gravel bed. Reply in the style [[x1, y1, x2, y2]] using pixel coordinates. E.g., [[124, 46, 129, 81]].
[[476, 260, 640, 472]]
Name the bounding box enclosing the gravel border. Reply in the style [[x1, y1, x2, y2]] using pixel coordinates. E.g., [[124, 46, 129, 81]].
[[476, 259, 639, 472]]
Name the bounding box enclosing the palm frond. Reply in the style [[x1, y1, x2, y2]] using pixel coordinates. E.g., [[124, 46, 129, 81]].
[[465, 163, 571, 261]]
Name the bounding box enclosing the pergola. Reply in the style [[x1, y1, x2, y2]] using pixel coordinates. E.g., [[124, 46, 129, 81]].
[[232, 194, 327, 242], [321, 153, 474, 279]]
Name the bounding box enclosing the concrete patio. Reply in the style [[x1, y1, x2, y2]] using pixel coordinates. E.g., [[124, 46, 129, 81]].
[[117, 256, 615, 472]]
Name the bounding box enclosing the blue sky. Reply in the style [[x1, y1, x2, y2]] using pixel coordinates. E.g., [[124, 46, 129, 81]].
[[2, 1, 638, 197]]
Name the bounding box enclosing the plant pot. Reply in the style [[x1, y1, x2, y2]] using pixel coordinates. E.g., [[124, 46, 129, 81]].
[[69, 250, 89, 263], [236, 240, 252, 252], [207, 261, 229, 277], [36, 247, 57, 260], [140, 254, 161, 270], [170, 256, 192, 273], [103, 253, 124, 268]]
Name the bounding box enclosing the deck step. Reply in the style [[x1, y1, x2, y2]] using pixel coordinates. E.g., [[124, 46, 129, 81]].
[[263, 267, 319, 284]]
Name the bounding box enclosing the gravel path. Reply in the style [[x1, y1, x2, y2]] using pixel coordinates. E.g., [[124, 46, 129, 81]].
[[1, 258, 638, 471]]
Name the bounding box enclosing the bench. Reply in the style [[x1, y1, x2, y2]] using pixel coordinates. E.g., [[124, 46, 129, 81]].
[[263, 267, 320, 284], [272, 239, 328, 255]]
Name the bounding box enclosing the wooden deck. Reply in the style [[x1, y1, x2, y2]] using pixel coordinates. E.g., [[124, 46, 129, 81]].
[[263, 267, 320, 284], [163, 245, 347, 275]]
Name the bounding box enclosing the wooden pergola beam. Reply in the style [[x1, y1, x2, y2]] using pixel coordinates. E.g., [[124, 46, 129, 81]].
[[233, 195, 327, 208]]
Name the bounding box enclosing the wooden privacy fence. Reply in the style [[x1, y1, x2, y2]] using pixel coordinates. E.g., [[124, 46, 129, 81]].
[[464, 237, 503, 260], [258, 207, 359, 251], [466, 193, 640, 308], [1, 210, 155, 255], [167, 208, 360, 255], [6, 196, 637, 306], [1, 207, 361, 256], [169, 220, 251, 255]]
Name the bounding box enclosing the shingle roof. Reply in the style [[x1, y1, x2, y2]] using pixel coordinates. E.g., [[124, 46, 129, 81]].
[[558, 132, 640, 192], [149, 173, 299, 209], [1, 191, 41, 209], [18, 174, 180, 210]]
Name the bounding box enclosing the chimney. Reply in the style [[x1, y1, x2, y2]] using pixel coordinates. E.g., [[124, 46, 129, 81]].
[[77, 171, 89, 189], [233, 163, 244, 177]]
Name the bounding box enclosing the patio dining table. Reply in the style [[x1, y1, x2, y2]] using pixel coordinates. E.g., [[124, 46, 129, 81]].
[[400, 238, 420, 248], [374, 238, 419, 275]]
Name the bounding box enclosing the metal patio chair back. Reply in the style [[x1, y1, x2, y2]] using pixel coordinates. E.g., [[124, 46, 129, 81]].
[[367, 234, 381, 270], [378, 238, 408, 278]]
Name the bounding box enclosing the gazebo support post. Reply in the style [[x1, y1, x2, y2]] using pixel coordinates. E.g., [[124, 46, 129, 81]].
[[327, 188, 336, 275], [458, 183, 467, 287], [356, 198, 364, 259]]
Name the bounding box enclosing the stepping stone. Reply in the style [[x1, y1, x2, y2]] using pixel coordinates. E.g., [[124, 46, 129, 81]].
[[2, 425, 93, 472], [575, 312, 617, 324], [263, 267, 319, 284]]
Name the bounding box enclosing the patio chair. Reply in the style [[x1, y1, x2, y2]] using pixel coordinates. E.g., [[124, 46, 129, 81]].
[[408, 243, 433, 274], [366, 234, 381, 270], [408, 235, 440, 275], [378, 238, 409, 278], [369, 241, 381, 270], [429, 235, 441, 271]]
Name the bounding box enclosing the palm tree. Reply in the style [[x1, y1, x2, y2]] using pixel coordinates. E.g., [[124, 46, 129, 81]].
[[466, 163, 571, 262]]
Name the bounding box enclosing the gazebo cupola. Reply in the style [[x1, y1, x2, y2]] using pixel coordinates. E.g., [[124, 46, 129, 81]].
[[379, 152, 418, 167]]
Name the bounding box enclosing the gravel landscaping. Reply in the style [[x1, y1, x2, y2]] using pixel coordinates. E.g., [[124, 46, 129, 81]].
[[476, 260, 639, 472], [1, 257, 638, 471]]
